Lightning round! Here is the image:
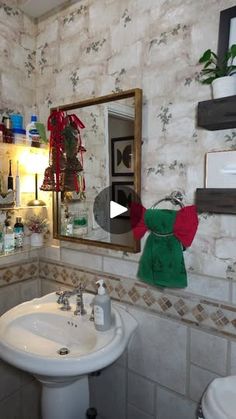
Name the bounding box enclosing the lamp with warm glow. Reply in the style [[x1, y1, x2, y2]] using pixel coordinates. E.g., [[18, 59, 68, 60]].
[[27, 173, 45, 206], [18, 149, 48, 207]]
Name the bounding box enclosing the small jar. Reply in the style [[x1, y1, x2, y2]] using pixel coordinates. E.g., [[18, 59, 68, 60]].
[[73, 210, 88, 236]]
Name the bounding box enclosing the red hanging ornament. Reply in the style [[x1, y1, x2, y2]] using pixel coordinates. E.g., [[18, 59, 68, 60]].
[[41, 110, 86, 193]]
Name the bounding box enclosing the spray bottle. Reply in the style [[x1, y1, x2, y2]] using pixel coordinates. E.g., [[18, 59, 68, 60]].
[[93, 280, 111, 331]]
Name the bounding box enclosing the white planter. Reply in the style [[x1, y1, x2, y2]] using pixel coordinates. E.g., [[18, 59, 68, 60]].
[[212, 76, 236, 99], [30, 233, 43, 247]]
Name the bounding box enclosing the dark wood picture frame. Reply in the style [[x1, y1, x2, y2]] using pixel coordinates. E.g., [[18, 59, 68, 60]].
[[111, 136, 134, 176], [112, 181, 134, 218], [217, 6, 236, 66]]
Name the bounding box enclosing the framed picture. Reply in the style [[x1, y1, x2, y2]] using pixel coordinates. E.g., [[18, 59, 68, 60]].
[[111, 136, 134, 176], [112, 182, 134, 218], [205, 150, 236, 188], [217, 6, 236, 66]]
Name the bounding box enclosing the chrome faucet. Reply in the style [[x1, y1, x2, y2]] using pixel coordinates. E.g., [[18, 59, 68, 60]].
[[56, 283, 86, 316]]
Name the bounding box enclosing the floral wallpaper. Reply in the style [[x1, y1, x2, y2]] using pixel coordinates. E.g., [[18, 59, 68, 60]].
[[1, 0, 236, 307]]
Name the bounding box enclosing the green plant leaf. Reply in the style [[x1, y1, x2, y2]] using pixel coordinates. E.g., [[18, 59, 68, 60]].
[[199, 49, 212, 63], [35, 122, 48, 144], [230, 44, 236, 57], [201, 76, 216, 85], [201, 68, 215, 74]]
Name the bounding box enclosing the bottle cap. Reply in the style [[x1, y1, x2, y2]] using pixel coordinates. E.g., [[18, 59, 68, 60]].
[[96, 279, 106, 295], [31, 115, 37, 122]]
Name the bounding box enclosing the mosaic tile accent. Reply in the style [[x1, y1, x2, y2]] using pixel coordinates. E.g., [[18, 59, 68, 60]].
[[0, 259, 39, 287], [192, 304, 209, 323], [174, 299, 189, 317], [128, 286, 141, 303], [211, 309, 230, 328], [39, 260, 236, 339], [142, 290, 156, 307], [158, 296, 172, 311]]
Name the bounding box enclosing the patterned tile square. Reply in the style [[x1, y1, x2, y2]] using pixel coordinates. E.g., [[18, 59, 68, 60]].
[[174, 299, 189, 316], [114, 283, 126, 299], [192, 304, 209, 323], [142, 290, 156, 307], [211, 309, 230, 328], [128, 287, 141, 303], [157, 296, 172, 312]]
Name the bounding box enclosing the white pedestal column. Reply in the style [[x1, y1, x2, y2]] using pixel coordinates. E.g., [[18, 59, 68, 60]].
[[40, 375, 89, 419]]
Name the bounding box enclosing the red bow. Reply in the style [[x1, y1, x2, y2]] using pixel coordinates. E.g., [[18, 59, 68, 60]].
[[47, 110, 86, 192], [130, 202, 198, 247]]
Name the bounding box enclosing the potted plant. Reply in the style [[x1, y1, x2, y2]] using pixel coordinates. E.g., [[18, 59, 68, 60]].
[[198, 44, 236, 98], [26, 215, 49, 247]]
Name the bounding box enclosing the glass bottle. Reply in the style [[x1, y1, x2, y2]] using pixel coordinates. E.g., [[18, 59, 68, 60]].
[[4, 220, 15, 253], [14, 217, 24, 248]]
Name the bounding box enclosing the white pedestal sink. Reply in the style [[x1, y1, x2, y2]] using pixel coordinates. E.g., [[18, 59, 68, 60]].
[[0, 292, 137, 419]]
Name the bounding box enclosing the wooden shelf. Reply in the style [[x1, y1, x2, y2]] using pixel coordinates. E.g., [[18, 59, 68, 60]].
[[198, 95, 236, 130], [196, 188, 236, 214]]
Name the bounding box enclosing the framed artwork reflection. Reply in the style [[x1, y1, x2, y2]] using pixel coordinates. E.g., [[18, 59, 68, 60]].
[[112, 181, 134, 218], [217, 6, 236, 66], [111, 136, 134, 176]]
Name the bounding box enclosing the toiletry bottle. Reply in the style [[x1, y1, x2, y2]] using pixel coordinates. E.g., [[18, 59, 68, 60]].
[[14, 217, 24, 248], [15, 161, 20, 207], [26, 115, 40, 147], [2, 117, 14, 143], [0, 171, 4, 194], [93, 279, 111, 331], [64, 212, 74, 236], [4, 220, 15, 253], [0, 224, 4, 253], [7, 159, 13, 191]]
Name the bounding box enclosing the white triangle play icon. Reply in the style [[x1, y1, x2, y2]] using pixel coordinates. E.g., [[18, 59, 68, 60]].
[[110, 201, 127, 219]]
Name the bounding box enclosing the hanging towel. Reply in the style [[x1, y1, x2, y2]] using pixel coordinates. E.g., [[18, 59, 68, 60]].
[[130, 204, 198, 288]]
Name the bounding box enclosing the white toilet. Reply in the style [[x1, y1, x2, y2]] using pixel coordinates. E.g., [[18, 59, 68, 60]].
[[198, 376, 236, 419]]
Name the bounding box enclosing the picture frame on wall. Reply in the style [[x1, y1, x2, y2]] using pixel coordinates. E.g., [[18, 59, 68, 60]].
[[112, 181, 134, 218], [217, 6, 236, 66], [111, 136, 134, 176], [205, 150, 236, 188]]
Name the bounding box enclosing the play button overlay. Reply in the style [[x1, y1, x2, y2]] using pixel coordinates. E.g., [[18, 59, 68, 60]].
[[93, 185, 141, 234], [110, 201, 127, 218]]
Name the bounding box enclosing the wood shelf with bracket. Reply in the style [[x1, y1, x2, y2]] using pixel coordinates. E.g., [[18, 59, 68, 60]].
[[198, 95, 236, 130], [196, 188, 236, 214]]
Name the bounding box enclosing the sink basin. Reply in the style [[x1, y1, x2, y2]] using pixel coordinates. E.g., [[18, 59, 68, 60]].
[[0, 292, 137, 419]]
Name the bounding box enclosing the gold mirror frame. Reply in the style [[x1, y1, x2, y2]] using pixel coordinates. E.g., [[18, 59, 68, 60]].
[[52, 88, 142, 253]]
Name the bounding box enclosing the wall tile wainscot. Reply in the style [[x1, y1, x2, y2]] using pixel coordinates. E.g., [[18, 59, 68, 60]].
[[2, 0, 236, 418]]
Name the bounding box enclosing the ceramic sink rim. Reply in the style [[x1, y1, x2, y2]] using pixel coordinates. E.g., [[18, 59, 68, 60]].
[[0, 292, 135, 378]]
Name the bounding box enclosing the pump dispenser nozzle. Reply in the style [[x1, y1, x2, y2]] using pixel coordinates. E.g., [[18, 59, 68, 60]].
[[96, 279, 106, 295]]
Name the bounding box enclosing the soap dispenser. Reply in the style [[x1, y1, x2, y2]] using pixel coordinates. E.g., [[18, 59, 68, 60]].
[[93, 280, 111, 331]]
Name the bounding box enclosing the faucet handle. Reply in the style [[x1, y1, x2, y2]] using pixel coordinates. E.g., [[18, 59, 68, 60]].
[[77, 282, 86, 291], [56, 290, 65, 304]]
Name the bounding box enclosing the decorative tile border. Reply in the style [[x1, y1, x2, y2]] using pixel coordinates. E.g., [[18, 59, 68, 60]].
[[39, 259, 236, 339], [0, 258, 39, 287]]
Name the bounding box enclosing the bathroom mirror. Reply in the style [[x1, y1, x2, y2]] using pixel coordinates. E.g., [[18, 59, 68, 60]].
[[53, 88, 142, 253]]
